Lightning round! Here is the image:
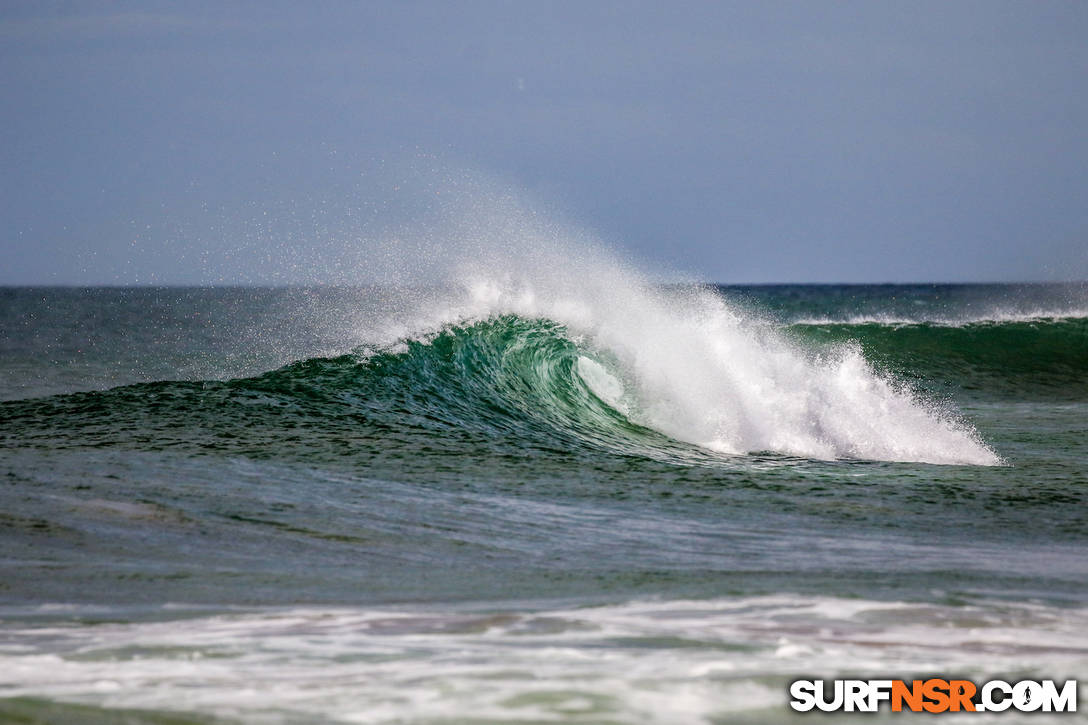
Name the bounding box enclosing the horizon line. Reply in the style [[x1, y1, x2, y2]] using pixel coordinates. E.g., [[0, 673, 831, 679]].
[[1, 280, 1085, 289]]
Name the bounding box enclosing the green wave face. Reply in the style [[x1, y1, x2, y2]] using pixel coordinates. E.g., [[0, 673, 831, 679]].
[[789, 318, 1088, 400], [296, 314, 678, 457], [0, 316, 687, 468]]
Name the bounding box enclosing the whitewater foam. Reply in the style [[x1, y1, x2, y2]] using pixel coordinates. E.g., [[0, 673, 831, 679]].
[[2, 596, 1083, 724]]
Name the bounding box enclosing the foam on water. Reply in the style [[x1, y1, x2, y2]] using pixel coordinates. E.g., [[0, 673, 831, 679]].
[[379, 194, 1001, 465], [2, 596, 1084, 724]]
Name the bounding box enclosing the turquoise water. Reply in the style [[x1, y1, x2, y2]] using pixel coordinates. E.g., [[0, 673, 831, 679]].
[[1, 282, 1086, 723]]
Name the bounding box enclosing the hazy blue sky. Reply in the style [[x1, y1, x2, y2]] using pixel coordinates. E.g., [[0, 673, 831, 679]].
[[2, 1, 1087, 284]]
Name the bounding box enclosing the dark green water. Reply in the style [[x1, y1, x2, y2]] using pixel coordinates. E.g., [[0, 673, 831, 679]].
[[0, 283, 1085, 723]]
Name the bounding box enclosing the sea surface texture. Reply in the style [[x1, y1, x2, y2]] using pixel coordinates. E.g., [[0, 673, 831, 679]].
[[1, 281, 1086, 723]]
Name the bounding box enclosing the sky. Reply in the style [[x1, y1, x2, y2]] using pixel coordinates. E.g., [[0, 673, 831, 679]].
[[1, 1, 1087, 285]]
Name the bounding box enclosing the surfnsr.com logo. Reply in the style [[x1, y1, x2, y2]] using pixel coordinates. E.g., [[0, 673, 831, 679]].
[[789, 679, 1077, 713]]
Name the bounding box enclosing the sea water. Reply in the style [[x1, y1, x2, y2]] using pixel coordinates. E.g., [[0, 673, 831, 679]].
[[1, 260, 1085, 723]]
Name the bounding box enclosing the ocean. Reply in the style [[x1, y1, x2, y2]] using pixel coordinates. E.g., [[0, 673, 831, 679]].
[[1, 277, 1085, 723]]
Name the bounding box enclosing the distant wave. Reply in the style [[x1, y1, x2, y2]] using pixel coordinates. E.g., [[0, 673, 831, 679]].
[[788, 317, 1088, 400], [790, 309, 1088, 326]]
